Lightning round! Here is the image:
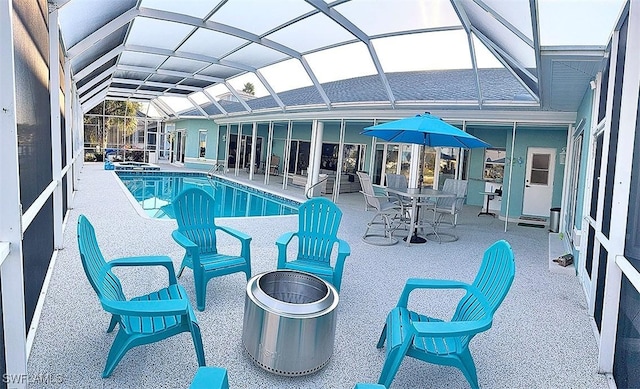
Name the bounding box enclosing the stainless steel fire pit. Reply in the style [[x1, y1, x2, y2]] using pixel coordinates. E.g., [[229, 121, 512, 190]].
[[242, 270, 339, 376]]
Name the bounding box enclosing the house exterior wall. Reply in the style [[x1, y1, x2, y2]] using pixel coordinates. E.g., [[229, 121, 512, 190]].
[[573, 88, 595, 230], [467, 125, 567, 219], [173, 118, 218, 170], [179, 116, 567, 219], [466, 126, 511, 208], [509, 127, 567, 215]]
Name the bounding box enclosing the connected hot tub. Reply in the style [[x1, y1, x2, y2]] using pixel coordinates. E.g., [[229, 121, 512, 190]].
[[242, 270, 339, 376]]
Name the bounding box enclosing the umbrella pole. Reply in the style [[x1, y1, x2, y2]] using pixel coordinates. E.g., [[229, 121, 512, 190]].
[[404, 145, 427, 244], [504, 122, 517, 232]]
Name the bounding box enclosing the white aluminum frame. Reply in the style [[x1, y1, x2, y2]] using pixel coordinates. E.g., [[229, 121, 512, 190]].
[[0, 0, 27, 385], [50, 8, 64, 249], [597, 1, 640, 373]]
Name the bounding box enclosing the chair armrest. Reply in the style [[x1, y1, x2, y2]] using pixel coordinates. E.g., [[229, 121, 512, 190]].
[[102, 298, 189, 317], [412, 316, 493, 337], [397, 278, 494, 337], [360, 191, 395, 206], [217, 225, 252, 242], [108, 255, 177, 285], [109, 255, 173, 267], [172, 230, 197, 250], [397, 278, 473, 308], [372, 184, 388, 197], [332, 239, 351, 290], [275, 231, 296, 247], [337, 238, 351, 257], [276, 232, 297, 269], [217, 225, 252, 264]]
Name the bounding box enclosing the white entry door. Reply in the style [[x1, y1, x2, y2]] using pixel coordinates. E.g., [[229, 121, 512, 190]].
[[522, 147, 556, 216]]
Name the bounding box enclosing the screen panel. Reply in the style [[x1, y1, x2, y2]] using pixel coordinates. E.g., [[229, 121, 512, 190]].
[[14, 0, 56, 331]]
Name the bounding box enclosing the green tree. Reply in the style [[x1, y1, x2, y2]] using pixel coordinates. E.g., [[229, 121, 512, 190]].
[[242, 82, 255, 95], [84, 100, 141, 136], [83, 100, 142, 160], [104, 100, 141, 137]]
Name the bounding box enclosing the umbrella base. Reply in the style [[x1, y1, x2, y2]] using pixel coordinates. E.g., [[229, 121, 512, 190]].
[[425, 232, 458, 243], [403, 234, 427, 244]]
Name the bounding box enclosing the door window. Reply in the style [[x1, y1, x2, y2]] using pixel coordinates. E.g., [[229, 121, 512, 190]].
[[530, 154, 550, 184]]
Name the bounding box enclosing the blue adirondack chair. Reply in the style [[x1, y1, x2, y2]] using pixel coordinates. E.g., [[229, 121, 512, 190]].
[[276, 197, 350, 292], [172, 187, 252, 311], [77, 215, 205, 378], [376, 240, 515, 388]]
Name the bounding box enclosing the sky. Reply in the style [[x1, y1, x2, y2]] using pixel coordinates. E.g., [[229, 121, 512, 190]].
[[220, 0, 626, 99]]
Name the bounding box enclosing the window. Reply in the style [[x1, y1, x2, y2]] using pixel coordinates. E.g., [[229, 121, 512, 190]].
[[438, 147, 459, 189], [198, 130, 207, 158], [483, 148, 506, 181], [342, 144, 366, 173], [321, 143, 339, 171], [530, 153, 550, 184], [147, 133, 157, 151], [320, 142, 366, 173]]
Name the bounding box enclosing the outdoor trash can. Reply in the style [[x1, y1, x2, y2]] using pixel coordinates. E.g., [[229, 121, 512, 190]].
[[549, 207, 560, 232]]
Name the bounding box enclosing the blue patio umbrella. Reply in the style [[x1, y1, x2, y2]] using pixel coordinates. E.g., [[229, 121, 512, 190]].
[[361, 113, 490, 244], [361, 113, 491, 148]]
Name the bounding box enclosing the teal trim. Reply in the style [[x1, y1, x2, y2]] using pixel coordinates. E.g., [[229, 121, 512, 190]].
[[573, 89, 595, 230]]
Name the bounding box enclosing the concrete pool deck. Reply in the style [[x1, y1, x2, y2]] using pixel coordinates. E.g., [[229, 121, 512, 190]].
[[26, 162, 609, 388]]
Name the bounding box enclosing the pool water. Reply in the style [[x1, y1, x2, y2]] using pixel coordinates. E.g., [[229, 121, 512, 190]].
[[116, 172, 299, 219]]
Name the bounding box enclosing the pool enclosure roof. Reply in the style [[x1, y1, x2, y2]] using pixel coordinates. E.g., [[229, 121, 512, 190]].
[[54, 0, 624, 120]]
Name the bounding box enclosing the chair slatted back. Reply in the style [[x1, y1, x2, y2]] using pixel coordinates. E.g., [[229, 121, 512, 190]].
[[356, 171, 383, 211], [77, 215, 126, 303], [173, 188, 219, 255], [297, 198, 342, 264], [436, 179, 468, 211], [453, 240, 515, 346]]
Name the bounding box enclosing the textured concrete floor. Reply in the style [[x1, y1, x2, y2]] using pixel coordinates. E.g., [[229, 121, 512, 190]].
[[26, 162, 609, 389]]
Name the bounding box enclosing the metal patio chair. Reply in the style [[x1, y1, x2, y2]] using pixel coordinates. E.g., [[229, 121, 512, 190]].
[[385, 173, 412, 209], [421, 178, 468, 242], [357, 171, 407, 246]]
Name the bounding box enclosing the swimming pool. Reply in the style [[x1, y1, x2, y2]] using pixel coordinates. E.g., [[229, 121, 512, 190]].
[[116, 171, 299, 219]]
